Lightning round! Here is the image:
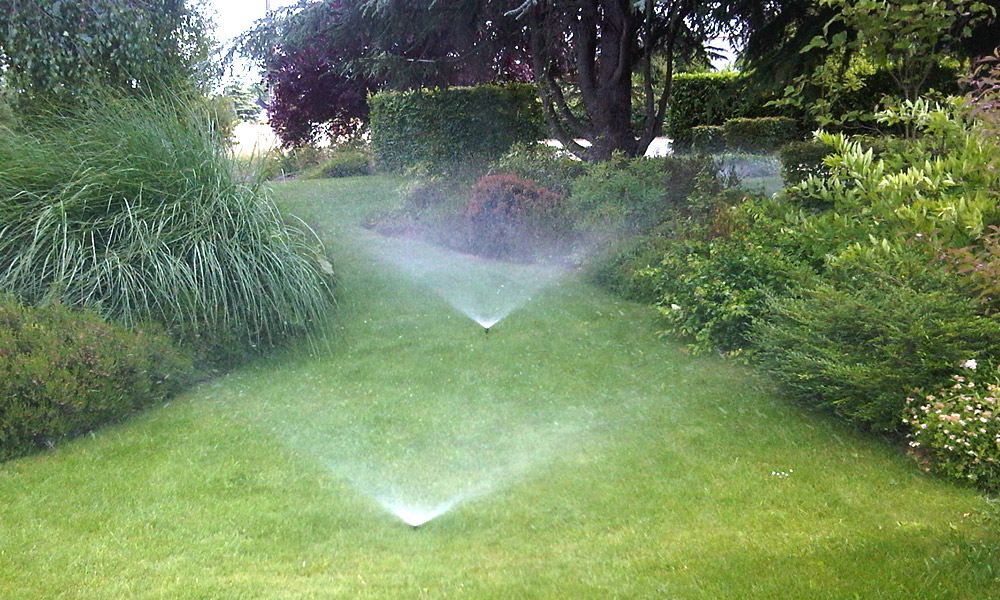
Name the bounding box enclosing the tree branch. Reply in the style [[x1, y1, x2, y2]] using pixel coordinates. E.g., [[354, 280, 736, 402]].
[[638, 2, 687, 153], [528, 2, 592, 149]]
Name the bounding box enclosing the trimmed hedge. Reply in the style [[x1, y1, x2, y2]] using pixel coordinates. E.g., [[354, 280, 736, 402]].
[[666, 72, 745, 149], [722, 117, 800, 152], [779, 140, 833, 185], [690, 125, 726, 153], [370, 84, 545, 173], [0, 297, 193, 460]]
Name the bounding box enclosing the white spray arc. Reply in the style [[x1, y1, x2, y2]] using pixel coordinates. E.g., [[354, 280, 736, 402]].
[[362, 232, 567, 332], [273, 397, 595, 529]]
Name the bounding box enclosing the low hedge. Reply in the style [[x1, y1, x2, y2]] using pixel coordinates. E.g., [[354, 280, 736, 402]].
[[722, 117, 800, 152], [690, 125, 726, 153], [370, 84, 545, 173], [0, 298, 193, 461], [779, 140, 833, 185]]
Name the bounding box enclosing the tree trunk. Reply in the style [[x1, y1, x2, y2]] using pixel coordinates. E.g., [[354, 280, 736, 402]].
[[589, 81, 638, 160], [520, 0, 682, 161]]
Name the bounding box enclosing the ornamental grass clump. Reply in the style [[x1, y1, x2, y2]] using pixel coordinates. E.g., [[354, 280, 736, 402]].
[[0, 93, 335, 361], [905, 362, 1000, 492]]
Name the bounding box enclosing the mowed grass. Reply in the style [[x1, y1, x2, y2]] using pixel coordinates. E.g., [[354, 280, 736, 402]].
[[1, 175, 998, 599]]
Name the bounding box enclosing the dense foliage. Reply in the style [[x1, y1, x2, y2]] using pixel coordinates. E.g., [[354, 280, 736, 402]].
[[0, 93, 337, 364], [780, 0, 991, 130], [369, 84, 544, 173], [0, 0, 215, 103], [0, 297, 192, 461], [754, 258, 1000, 431], [586, 89, 1000, 485]]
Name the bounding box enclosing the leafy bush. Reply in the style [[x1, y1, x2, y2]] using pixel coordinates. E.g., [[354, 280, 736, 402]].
[[779, 140, 833, 185], [304, 146, 373, 179], [783, 99, 1000, 246], [722, 117, 800, 153], [369, 84, 544, 174], [0, 93, 336, 364], [753, 257, 1000, 432], [0, 297, 192, 461], [905, 364, 1000, 492], [643, 191, 807, 355], [463, 173, 568, 259], [490, 142, 587, 195], [569, 155, 715, 234], [584, 219, 685, 302]]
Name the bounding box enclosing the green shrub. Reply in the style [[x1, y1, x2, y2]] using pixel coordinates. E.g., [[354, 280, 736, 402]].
[[779, 140, 833, 185], [569, 155, 715, 233], [462, 173, 569, 259], [305, 147, 373, 179], [783, 99, 1000, 247], [644, 192, 806, 355], [490, 142, 587, 195], [722, 117, 800, 153], [0, 297, 192, 461], [753, 257, 1000, 432], [369, 84, 545, 174], [0, 92, 336, 364], [905, 364, 1000, 492], [690, 125, 725, 153]]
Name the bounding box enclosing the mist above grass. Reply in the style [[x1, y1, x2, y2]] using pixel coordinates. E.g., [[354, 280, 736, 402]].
[[0, 176, 996, 599]]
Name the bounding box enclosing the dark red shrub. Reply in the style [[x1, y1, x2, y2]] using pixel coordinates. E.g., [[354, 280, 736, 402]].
[[464, 173, 569, 259]]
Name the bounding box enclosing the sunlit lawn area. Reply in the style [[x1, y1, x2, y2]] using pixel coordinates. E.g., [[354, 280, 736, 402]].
[[0, 175, 997, 599]]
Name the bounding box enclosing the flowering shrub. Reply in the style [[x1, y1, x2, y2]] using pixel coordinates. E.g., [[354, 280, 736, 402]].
[[0, 297, 192, 461], [905, 362, 1000, 492], [463, 173, 568, 259]]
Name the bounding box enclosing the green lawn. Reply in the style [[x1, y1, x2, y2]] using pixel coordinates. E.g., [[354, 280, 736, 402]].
[[1, 175, 997, 599]]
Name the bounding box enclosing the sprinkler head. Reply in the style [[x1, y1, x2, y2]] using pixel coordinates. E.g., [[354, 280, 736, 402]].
[[484, 326, 490, 335]]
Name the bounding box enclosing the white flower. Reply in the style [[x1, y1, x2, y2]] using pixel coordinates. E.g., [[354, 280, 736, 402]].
[[962, 359, 978, 370]]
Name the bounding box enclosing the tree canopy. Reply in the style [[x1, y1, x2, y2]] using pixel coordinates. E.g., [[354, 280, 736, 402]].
[[240, 0, 1000, 155], [235, 0, 531, 145], [0, 0, 216, 103]]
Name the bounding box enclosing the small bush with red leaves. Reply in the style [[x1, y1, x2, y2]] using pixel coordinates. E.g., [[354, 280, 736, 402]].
[[0, 297, 193, 460], [463, 173, 570, 259]]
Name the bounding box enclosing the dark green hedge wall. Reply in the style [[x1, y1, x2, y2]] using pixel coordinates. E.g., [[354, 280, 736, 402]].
[[666, 72, 746, 149], [369, 84, 545, 173]]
